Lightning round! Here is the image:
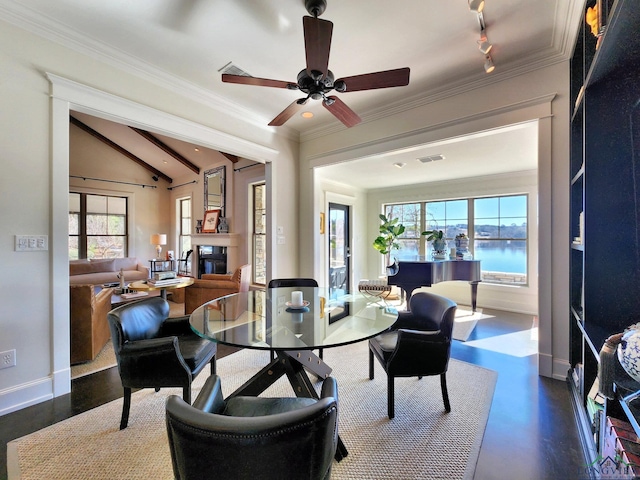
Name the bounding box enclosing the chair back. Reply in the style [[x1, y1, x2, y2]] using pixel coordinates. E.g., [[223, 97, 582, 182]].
[[107, 297, 169, 350], [408, 291, 457, 339], [268, 278, 319, 288], [166, 388, 337, 480]]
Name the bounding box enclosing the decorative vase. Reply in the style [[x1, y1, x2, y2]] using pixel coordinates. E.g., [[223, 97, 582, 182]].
[[195, 220, 203, 233], [618, 327, 640, 383], [218, 217, 229, 233], [432, 239, 447, 259], [455, 237, 469, 253]]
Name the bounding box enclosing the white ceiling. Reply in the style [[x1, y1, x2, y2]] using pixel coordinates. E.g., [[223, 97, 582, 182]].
[[0, 0, 579, 187]]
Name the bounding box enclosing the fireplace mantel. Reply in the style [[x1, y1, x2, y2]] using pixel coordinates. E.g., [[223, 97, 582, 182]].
[[191, 233, 239, 247]]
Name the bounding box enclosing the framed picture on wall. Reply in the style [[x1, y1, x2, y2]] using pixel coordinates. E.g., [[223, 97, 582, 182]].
[[202, 209, 221, 233]]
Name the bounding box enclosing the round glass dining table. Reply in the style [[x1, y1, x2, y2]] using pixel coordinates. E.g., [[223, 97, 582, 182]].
[[189, 287, 398, 461], [189, 287, 398, 352]]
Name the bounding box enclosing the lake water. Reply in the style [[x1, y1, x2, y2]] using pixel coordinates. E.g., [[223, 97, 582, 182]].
[[395, 244, 526, 274], [474, 245, 526, 273]]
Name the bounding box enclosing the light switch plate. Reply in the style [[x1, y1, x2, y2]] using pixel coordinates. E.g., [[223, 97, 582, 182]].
[[15, 235, 48, 251]]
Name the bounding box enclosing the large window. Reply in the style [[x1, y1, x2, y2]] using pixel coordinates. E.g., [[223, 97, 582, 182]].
[[178, 198, 192, 259], [383, 194, 528, 284], [69, 192, 128, 259], [474, 196, 527, 283], [252, 183, 266, 285]]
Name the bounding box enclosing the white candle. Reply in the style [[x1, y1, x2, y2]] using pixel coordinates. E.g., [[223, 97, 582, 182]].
[[291, 290, 303, 306]]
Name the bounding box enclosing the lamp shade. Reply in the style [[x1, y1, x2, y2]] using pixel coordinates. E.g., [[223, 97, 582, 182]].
[[150, 234, 167, 246]]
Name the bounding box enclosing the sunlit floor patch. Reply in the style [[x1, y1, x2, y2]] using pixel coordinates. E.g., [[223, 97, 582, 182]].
[[465, 328, 538, 357]]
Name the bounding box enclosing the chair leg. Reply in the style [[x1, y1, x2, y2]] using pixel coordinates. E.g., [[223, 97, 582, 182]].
[[120, 387, 131, 430], [388, 375, 395, 419], [183, 386, 191, 405], [155, 387, 160, 392], [210, 356, 217, 375], [441, 373, 451, 412], [369, 348, 375, 380], [318, 348, 323, 359]]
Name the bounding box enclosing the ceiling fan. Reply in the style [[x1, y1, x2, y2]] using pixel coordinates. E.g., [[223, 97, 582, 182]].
[[221, 0, 410, 128]]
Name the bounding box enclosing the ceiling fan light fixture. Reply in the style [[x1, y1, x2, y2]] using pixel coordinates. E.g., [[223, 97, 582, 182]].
[[484, 55, 495, 73], [468, 0, 485, 13]]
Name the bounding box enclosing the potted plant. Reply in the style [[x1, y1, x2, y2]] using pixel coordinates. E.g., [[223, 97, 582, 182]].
[[373, 213, 405, 273], [422, 224, 447, 258]]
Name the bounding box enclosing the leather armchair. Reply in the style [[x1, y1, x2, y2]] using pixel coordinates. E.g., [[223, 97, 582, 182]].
[[166, 374, 338, 480], [70, 285, 114, 364], [184, 264, 251, 314], [369, 291, 457, 419], [107, 297, 217, 429]]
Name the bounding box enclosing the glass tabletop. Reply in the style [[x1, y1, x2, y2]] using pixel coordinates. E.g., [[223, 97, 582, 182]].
[[189, 287, 398, 351]]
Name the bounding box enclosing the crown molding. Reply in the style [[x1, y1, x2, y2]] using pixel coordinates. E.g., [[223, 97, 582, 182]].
[[0, 1, 301, 141]]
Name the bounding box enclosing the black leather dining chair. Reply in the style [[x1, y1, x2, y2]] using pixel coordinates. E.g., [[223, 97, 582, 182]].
[[107, 297, 217, 429], [268, 278, 319, 289], [368, 291, 457, 419], [166, 374, 339, 480]]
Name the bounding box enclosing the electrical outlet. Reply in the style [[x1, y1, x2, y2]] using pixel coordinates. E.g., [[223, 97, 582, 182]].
[[0, 349, 16, 369]]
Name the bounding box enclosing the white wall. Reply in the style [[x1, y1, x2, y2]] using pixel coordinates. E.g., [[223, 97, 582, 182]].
[[0, 20, 297, 415]]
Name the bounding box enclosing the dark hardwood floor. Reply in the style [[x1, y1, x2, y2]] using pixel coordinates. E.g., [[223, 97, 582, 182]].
[[0, 310, 584, 480]]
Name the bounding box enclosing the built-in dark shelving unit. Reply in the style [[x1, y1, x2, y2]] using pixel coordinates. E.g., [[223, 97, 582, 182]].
[[569, 0, 640, 473]]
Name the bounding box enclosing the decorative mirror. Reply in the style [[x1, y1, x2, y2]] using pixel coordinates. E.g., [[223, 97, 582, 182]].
[[204, 166, 225, 217]]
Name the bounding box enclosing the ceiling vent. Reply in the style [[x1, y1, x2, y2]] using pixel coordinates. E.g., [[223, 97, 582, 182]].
[[417, 154, 445, 163], [218, 62, 251, 77]]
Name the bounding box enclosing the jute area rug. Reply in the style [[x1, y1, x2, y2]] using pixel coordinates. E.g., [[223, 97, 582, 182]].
[[9, 343, 497, 480]]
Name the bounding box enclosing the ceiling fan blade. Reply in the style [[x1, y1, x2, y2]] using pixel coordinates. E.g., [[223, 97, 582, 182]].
[[222, 74, 294, 89], [303, 16, 332, 78], [323, 96, 361, 128], [336, 67, 410, 92], [268, 99, 307, 126]]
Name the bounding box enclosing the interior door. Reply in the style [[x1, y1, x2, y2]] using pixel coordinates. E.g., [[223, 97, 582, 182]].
[[328, 203, 350, 302]]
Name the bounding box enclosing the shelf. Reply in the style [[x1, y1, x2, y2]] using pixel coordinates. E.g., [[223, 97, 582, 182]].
[[585, 0, 640, 87], [571, 166, 584, 185]]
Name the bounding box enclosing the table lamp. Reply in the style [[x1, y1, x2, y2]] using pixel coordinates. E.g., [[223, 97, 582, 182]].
[[150, 233, 167, 259]]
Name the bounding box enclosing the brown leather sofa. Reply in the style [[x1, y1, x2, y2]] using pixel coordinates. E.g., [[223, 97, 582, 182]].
[[70, 285, 114, 364], [184, 264, 251, 314]]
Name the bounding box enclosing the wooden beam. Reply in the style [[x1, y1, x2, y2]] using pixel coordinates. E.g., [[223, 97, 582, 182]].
[[129, 127, 200, 175], [70, 116, 172, 184], [220, 152, 239, 163]]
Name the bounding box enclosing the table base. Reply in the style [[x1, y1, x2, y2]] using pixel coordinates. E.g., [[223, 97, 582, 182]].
[[227, 349, 348, 461]]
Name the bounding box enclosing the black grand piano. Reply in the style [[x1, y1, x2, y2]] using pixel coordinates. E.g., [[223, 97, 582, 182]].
[[388, 260, 481, 311]]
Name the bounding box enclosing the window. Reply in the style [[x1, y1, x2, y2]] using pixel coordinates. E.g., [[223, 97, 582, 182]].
[[178, 198, 192, 259], [474, 195, 527, 284], [383, 194, 528, 285], [252, 183, 266, 285], [69, 192, 128, 259]]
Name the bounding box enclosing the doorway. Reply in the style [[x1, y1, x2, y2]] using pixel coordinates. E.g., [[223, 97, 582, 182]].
[[328, 203, 350, 300]]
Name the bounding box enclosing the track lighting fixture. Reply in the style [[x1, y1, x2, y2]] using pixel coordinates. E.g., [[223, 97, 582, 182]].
[[468, 0, 485, 13], [484, 55, 495, 73], [478, 32, 492, 54]]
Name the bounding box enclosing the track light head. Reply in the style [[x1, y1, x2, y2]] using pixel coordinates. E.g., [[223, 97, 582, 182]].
[[478, 35, 492, 54], [152, 175, 159, 182], [484, 55, 495, 73], [468, 0, 485, 12]]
